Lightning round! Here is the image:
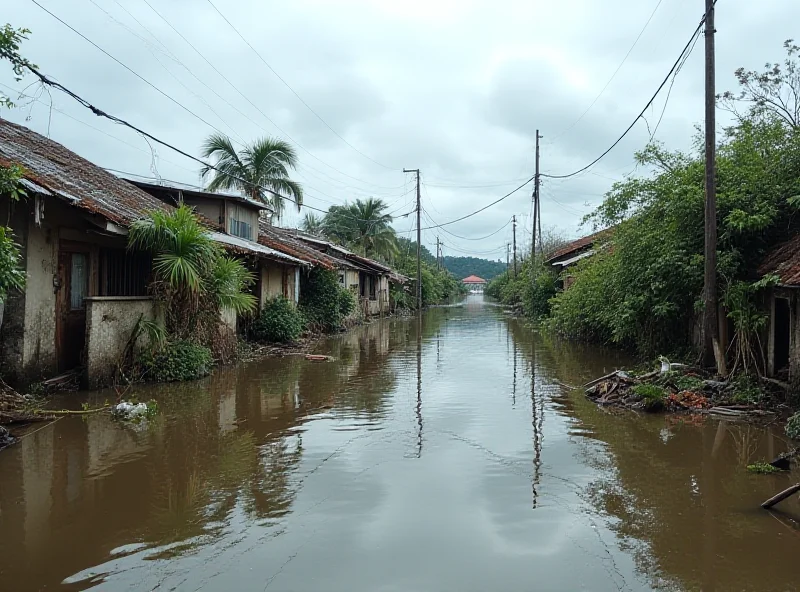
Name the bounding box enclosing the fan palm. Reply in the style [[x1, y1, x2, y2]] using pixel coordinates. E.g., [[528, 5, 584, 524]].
[[128, 205, 256, 335], [301, 212, 324, 236], [200, 134, 303, 220], [323, 198, 398, 260]]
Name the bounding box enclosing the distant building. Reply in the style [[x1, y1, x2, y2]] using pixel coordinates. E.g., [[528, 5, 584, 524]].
[[462, 275, 487, 293]]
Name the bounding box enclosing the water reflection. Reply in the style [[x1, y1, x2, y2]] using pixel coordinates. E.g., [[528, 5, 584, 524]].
[[1, 296, 798, 592]]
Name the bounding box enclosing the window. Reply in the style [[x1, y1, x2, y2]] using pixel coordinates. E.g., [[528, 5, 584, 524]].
[[100, 249, 151, 296], [70, 253, 88, 309], [230, 218, 253, 240]]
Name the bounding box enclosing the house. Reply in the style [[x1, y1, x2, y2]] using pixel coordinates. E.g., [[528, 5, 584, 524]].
[[258, 222, 403, 316], [545, 228, 612, 289], [127, 179, 306, 309], [291, 231, 395, 316], [0, 118, 171, 386], [0, 119, 305, 388], [757, 234, 800, 385], [462, 275, 487, 293]]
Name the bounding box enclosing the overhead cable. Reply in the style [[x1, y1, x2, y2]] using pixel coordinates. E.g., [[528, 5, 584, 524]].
[[542, 1, 716, 180]]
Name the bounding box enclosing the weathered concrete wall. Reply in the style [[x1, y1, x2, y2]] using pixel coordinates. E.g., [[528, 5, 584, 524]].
[[84, 297, 161, 389], [22, 217, 58, 380], [261, 264, 285, 303], [345, 270, 360, 293], [220, 306, 237, 334], [260, 263, 299, 306]]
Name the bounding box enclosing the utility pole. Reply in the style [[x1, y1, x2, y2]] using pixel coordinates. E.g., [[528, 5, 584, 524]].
[[532, 130, 542, 289], [404, 168, 422, 311], [436, 236, 441, 270], [512, 215, 517, 278], [701, 0, 725, 374], [506, 243, 510, 273]]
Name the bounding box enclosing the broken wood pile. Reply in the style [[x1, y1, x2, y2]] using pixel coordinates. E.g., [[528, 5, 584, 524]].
[[584, 366, 775, 417]]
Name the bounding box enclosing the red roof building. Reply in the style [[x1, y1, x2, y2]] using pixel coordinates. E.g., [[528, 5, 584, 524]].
[[462, 275, 487, 284]]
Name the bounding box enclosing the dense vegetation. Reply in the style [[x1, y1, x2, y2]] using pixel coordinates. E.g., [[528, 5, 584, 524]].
[[250, 297, 306, 343], [137, 340, 213, 383], [493, 41, 800, 396], [442, 255, 506, 280], [394, 238, 466, 307], [299, 268, 355, 332]]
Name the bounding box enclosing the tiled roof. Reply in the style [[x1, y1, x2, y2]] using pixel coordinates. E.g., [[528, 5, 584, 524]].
[[758, 234, 800, 286], [210, 231, 306, 266], [462, 275, 486, 283], [545, 228, 613, 263], [126, 178, 271, 211], [0, 118, 170, 226], [258, 221, 342, 270]]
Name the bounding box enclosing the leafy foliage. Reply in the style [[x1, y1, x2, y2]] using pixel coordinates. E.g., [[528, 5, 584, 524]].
[[338, 287, 356, 318], [138, 340, 213, 382], [200, 134, 303, 219], [322, 198, 398, 260], [128, 205, 255, 349], [299, 268, 349, 332], [0, 24, 35, 109], [301, 212, 324, 236], [786, 412, 800, 440], [392, 239, 465, 307], [548, 114, 800, 356], [442, 255, 506, 280], [746, 461, 782, 474], [250, 297, 305, 343], [0, 225, 24, 301]]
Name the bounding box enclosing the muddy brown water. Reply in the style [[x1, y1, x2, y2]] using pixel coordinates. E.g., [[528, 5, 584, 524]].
[[1, 295, 798, 591]]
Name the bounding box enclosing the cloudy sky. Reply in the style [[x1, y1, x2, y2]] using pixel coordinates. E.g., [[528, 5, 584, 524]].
[[3, 0, 797, 260]]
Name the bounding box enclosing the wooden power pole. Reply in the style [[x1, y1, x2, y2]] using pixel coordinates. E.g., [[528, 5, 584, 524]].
[[436, 236, 441, 270], [512, 215, 517, 277], [506, 243, 510, 273], [702, 0, 725, 374], [532, 130, 541, 288], [404, 168, 422, 311]]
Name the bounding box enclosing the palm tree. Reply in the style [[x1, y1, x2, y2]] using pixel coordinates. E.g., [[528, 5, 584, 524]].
[[128, 205, 256, 338], [200, 134, 303, 220], [301, 212, 324, 236], [323, 198, 398, 260]]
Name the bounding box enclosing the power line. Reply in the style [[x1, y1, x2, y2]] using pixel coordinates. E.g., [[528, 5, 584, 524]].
[[417, 176, 534, 231], [22, 65, 414, 228], [422, 206, 513, 241], [28, 0, 237, 144], [542, 2, 715, 180], [551, 0, 665, 141], [205, 0, 395, 171], [138, 0, 402, 192]]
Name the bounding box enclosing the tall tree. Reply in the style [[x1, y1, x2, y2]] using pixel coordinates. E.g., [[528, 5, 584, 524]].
[[301, 212, 324, 236], [323, 198, 397, 260], [200, 134, 303, 220]]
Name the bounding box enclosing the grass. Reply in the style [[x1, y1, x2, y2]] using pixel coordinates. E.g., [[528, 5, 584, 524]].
[[632, 383, 667, 412]]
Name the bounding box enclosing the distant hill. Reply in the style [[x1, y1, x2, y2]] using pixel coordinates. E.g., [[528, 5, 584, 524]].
[[442, 256, 506, 280]]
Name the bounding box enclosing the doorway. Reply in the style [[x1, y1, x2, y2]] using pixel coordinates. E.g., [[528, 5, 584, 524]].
[[57, 244, 90, 371], [773, 297, 791, 375]]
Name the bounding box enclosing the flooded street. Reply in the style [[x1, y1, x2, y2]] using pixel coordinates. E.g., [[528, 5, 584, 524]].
[[1, 295, 799, 591]]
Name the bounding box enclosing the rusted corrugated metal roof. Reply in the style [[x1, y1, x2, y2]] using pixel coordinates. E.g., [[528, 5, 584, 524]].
[[758, 234, 800, 286], [545, 228, 613, 264], [0, 118, 170, 225], [258, 221, 343, 270]]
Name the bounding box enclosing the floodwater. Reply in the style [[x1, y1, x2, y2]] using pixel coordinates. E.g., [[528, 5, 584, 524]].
[[1, 295, 799, 592]]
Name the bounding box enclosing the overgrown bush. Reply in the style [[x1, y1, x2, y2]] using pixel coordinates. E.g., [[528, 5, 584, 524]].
[[339, 287, 356, 318], [731, 375, 763, 405], [138, 340, 213, 382], [747, 461, 781, 474], [300, 268, 344, 332], [250, 297, 305, 343], [786, 412, 800, 440]]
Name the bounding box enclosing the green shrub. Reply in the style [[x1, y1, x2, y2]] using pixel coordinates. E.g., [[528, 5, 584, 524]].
[[250, 297, 305, 343], [300, 268, 343, 332], [731, 375, 763, 405], [138, 340, 213, 382], [746, 461, 781, 474], [339, 287, 356, 318], [786, 412, 800, 440], [631, 383, 667, 411]]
